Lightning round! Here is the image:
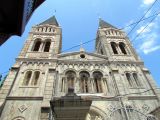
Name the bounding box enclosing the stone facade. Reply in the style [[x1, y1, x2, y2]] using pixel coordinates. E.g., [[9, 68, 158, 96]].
[[0, 16, 160, 120]]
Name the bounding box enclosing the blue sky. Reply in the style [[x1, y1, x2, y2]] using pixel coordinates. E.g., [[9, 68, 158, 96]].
[[0, 0, 160, 86]]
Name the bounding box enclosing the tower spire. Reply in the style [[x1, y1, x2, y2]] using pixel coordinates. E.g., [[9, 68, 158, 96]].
[[99, 19, 117, 29], [39, 16, 59, 26]]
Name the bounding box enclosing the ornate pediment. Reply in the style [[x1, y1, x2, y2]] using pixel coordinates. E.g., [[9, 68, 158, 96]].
[[58, 51, 108, 61]]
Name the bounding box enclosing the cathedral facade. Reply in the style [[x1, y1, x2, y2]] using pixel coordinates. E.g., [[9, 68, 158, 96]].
[[0, 16, 160, 120]]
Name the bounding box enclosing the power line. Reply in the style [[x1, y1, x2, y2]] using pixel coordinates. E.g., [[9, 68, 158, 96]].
[[127, 0, 158, 36], [114, 88, 160, 98], [1, 11, 159, 74], [131, 13, 159, 43], [1, 10, 160, 74], [84, 88, 160, 100], [61, 11, 160, 53], [119, 11, 160, 30], [61, 38, 95, 52]]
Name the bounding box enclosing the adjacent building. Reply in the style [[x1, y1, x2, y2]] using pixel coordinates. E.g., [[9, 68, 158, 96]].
[[0, 0, 45, 45]]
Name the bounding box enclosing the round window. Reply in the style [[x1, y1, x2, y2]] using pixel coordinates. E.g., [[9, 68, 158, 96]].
[[80, 54, 85, 58]]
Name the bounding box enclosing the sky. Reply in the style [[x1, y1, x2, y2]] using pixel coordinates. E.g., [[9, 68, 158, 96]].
[[0, 0, 160, 86]]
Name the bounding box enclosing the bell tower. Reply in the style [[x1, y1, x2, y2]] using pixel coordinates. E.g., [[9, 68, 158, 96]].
[[95, 19, 140, 61], [19, 16, 62, 59]]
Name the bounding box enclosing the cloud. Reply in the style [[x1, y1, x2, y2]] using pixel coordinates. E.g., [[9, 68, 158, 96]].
[[139, 36, 160, 54], [141, 45, 160, 54], [136, 22, 155, 34], [136, 26, 150, 34], [140, 0, 155, 7], [135, 0, 160, 54], [143, 0, 155, 5], [136, 20, 159, 54], [124, 20, 134, 32]]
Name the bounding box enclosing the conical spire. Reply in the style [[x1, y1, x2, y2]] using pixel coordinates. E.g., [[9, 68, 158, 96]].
[[39, 16, 59, 26], [99, 18, 117, 29]]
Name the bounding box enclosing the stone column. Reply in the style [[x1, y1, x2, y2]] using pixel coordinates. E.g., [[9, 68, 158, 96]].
[[101, 78, 105, 93], [90, 78, 94, 93], [62, 77, 65, 93], [64, 78, 68, 93], [88, 78, 93, 93], [75, 77, 79, 93], [103, 78, 108, 94], [54, 71, 59, 96], [39, 41, 44, 52], [117, 43, 122, 55]]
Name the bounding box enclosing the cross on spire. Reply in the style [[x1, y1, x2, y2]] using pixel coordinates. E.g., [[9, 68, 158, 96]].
[[80, 41, 85, 52]]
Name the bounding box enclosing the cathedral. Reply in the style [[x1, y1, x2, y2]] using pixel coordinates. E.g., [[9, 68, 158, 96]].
[[0, 16, 160, 120]]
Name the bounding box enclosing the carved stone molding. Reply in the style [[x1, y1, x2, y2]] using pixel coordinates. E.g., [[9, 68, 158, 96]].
[[18, 105, 27, 113]]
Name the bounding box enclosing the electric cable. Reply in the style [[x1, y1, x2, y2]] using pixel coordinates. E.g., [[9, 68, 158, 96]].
[[131, 13, 159, 43], [1, 4, 160, 79], [61, 11, 160, 53], [127, 0, 158, 36]]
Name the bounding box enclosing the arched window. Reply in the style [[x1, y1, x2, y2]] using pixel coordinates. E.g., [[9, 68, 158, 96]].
[[133, 73, 141, 86], [31, 71, 40, 85], [22, 71, 32, 86], [126, 73, 133, 87], [44, 40, 51, 52], [33, 40, 41, 51], [119, 42, 127, 54], [93, 71, 103, 93], [111, 42, 118, 54], [65, 71, 76, 89], [80, 71, 90, 93]]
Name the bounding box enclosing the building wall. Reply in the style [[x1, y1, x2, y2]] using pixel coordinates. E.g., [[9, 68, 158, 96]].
[[0, 18, 160, 120]]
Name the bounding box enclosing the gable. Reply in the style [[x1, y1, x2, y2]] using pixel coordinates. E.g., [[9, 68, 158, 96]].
[[58, 52, 108, 61]]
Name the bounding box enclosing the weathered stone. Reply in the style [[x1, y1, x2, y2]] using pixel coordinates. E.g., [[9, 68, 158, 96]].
[[0, 17, 159, 120]]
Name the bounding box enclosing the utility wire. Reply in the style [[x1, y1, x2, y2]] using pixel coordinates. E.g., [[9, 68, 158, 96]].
[[131, 13, 159, 43], [119, 11, 160, 30], [127, 0, 158, 36], [1, 9, 160, 74], [0, 11, 159, 74], [114, 88, 160, 98], [61, 39, 95, 53], [61, 11, 160, 53], [83, 88, 160, 100]]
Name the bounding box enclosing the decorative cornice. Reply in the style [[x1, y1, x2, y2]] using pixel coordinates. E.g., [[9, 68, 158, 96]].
[[6, 96, 43, 100], [16, 55, 144, 66], [16, 58, 58, 62], [58, 51, 108, 60], [128, 95, 158, 100], [29, 32, 61, 36], [105, 35, 126, 39], [57, 59, 144, 65]]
